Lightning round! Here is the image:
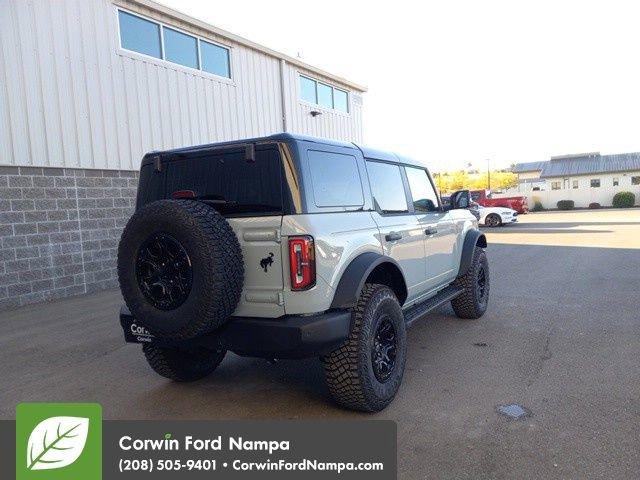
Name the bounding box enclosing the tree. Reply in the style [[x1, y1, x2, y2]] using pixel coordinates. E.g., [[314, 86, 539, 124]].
[[433, 170, 518, 194]]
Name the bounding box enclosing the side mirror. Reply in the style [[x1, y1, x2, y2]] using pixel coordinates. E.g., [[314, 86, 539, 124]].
[[448, 189, 471, 209]]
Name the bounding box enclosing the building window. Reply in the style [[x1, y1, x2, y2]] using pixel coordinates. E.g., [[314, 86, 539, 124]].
[[163, 27, 198, 69], [299, 75, 349, 112], [117, 9, 231, 78], [200, 40, 230, 77], [590, 179, 600, 188], [613, 177, 619, 186], [632, 176, 640, 185], [572, 180, 578, 189], [334, 89, 348, 112], [118, 10, 161, 59], [317, 82, 333, 109], [551, 181, 561, 190], [299, 76, 317, 103]]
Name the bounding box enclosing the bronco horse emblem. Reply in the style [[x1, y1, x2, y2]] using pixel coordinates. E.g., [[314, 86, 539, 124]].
[[260, 252, 275, 272]]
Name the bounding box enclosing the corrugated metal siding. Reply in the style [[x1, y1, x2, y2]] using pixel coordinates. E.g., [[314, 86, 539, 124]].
[[0, 0, 363, 170]]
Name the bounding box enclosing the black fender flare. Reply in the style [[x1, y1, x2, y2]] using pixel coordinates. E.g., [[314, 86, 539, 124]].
[[457, 230, 487, 277], [330, 252, 407, 309]]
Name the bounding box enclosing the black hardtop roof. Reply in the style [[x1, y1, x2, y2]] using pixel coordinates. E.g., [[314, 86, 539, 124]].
[[143, 133, 426, 168]]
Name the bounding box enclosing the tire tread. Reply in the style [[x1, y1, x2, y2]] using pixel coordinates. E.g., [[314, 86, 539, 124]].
[[322, 284, 405, 412], [143, 344, 226, 382], [451, 248, 489, 319]]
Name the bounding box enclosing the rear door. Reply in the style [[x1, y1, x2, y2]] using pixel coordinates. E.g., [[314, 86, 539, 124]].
[[141, 143, 287, 317], [226, 216, 284, 318], [366, 160, 428, 303], [404, 165, 458, 291]]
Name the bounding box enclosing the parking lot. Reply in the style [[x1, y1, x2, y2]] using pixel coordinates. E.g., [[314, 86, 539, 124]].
[[1, 209, 638, 479]]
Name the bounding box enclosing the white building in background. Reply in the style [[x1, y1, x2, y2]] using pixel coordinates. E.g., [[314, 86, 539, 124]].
[[0, 0, 366, 308], [509, 153, 640, 208], [0, 0, 366, 172]]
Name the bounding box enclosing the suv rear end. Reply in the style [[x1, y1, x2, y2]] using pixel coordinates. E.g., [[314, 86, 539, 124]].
[[120, 134, 367, 359], [136, 141, 290, 318]]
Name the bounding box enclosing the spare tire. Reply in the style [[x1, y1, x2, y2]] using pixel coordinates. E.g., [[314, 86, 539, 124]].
[[118, 200, 244, 340]]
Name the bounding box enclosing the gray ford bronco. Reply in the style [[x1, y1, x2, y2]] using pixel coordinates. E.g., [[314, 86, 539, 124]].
[[118, 133, 488, 412]]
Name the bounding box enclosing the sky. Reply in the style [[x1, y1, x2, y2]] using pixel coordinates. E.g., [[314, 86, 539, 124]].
[[159, 0, 640, 172]]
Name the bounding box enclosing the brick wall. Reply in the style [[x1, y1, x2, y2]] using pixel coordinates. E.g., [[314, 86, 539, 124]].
[[0, 166, 138, 310]]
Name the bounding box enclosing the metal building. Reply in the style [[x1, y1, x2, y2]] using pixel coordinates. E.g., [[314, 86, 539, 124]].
[[0, 0, 366, 308], [509, 153, 640, 208]]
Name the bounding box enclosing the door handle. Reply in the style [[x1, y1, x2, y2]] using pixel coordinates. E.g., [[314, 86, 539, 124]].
[[425, 228, 438, 235], [385, 232, 403, 242]]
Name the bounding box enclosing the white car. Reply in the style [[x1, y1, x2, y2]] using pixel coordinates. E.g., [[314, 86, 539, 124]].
[[477, 206, 518, 227]]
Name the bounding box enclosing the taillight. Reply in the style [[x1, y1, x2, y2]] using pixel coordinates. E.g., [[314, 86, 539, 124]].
[[289, 236, 315, 290]]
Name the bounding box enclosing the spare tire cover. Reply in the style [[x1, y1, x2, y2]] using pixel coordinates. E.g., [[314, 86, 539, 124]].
[[118, 200, 244, 340]]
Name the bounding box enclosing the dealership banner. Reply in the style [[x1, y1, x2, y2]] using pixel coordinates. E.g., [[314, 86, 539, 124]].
[[2, 405, 396, 479]]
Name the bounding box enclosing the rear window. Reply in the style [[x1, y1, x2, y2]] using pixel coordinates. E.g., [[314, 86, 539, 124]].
[[307, 150, 364, 207], [137, 145, 284, 216]]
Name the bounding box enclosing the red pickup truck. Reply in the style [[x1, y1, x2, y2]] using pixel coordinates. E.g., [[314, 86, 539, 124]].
[[470, 189, 528, 214]]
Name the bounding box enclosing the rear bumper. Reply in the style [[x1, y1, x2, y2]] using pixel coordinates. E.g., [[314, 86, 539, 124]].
[[119, 306, 351, 359]]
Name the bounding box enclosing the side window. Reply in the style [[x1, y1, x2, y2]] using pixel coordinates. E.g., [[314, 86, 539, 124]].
[[366, 162, 409, 213], [405, 167, 439, 212], [308, 151, 364, 207]]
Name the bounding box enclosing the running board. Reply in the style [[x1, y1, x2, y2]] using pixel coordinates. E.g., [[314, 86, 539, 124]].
[[403, 285, 463, 328]]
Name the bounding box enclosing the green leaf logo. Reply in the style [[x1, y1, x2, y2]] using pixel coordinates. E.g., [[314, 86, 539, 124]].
[[26, 416, 89, 471]]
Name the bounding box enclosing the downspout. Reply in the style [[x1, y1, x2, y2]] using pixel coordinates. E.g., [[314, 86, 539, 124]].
[[279, 59, 289, 132]]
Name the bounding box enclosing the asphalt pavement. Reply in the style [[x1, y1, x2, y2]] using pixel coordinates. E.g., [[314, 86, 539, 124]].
[[1, 209, 639, 479]]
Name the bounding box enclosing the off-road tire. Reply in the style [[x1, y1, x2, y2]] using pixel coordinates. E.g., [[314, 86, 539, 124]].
[[143, 344, 226, 382], [485, 213, 502, 227], [118, 200, 243, 340], [451, 248, 489, 319], [322, 284, 407, 412]]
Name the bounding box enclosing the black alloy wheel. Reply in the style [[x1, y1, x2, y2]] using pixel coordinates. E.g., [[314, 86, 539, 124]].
[[135, 233, 193, 310], [372, 315, 397, 383]]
